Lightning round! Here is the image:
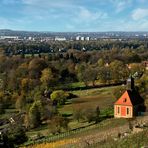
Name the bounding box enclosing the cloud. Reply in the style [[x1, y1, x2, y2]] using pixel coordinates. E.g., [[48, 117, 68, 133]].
[[123, 19, 148, 31], [72, 7, 108, 25], [79, 7, 107, 20], [110, 0, 133, 13], [0, 17, 32, 30], [131, 8, 148, 20]]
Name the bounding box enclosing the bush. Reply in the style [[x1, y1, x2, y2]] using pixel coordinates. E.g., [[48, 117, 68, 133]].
[[1, 124, 28, 147]]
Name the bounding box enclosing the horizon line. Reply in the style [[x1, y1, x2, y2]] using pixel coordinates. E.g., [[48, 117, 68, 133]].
[[0, 29, 148, 33]]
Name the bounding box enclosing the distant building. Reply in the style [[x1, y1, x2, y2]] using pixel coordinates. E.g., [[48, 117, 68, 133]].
[[55, 37, 66, 41], [0, 36, 19, 40], [41, 37, 54, 42], [28, 37, 32, 40], [80, 37, 85, 41], [114, 77, 145, 118], [85, 37, 90, 41], [76, 36, 80, 41]]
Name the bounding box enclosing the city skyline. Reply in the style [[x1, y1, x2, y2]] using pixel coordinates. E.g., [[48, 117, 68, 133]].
[[0, 0, 148, 32]]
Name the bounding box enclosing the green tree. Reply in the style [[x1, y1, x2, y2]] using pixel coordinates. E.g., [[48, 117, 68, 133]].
[[98, 67, 111, 83], [110, 60, 129, 82], [15, 94, 26, 112], [29, 101, 43, 128], [50, 90, 69, 106], [4, 124, 28, 146]]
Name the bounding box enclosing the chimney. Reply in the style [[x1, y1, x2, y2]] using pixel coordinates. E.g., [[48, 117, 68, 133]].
[[127, 76, 134, 91]]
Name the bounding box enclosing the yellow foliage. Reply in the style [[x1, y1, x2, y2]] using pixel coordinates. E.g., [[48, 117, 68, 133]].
[[26, 138, 79, 148]]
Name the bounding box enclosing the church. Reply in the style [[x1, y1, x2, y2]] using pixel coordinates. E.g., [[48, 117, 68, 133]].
[[114, 77, 145, 118]]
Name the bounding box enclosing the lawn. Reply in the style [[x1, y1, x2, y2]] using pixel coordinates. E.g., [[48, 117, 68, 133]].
[[25, 86, 117, 140], [59, 86, 117, 115]]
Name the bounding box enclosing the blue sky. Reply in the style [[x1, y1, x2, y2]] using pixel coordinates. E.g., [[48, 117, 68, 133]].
[[0, 0, 148, 31]]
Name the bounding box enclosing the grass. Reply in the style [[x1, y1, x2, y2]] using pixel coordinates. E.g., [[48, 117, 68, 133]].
[[26, 124, 49, 137], [92, 129, 148, 148], [59, 86, 117, 116], [25, 86, 118, 142], [24, 118, 128, 148], [0, 108, 18, 119], [63, 118, 127, 139]]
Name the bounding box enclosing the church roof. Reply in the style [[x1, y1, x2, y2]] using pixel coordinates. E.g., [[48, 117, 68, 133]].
[[114, 90, 144, 106]]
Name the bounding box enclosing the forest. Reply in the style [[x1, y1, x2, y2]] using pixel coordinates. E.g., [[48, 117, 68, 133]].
[[0, 40, 148, 147]]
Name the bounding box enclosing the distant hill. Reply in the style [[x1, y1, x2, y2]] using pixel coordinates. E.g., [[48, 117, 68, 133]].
[[0, 29, 148, 39]]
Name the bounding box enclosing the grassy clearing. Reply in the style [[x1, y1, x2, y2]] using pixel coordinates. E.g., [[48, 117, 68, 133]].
[[23, 85, 120, 146], [25, 86, 117, 141], [59, 86, 117, 115]]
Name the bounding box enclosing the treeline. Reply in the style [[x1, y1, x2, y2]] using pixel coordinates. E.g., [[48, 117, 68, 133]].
[[0, 39, 148, 55]]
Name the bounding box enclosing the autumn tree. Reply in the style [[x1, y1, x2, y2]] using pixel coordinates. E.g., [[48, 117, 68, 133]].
[[129, 63, 145, 76], [48, 116, 69, 134], [28, 58, 47, 79], [40, 68, 54, 87], [50, 90, 69, 106]]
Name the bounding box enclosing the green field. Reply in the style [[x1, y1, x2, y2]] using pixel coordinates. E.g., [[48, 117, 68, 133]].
[[25, 86, 118, 140], [59, 86, 117, 115]]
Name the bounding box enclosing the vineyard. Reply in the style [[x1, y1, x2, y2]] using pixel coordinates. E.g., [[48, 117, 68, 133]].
[[22, 118, 127, 147]]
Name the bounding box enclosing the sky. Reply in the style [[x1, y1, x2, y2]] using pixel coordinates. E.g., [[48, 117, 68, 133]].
[[0, 0, 148, 32]]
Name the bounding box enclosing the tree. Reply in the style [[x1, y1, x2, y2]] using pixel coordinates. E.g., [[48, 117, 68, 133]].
[[40, 68, 54, 87], [48, 116, 69, 134], [76, 63, 87, 85], [95, 106, 100, 123], [29, 101, 43, 128], [21, 78, 30, 93], [129, 63, 145, 76], [0, 103, 5, 114], [50, 90, 69, 106], [110, 60, 129, 82], [3, 124, 28, 146], [98, 67, 111, 83], [76, 64, 98, 86], [28, 58, 47, 79], [98, 58, 105, 67], [15, 94, 26, 112], [83, 108, 95, 123], [73, 108, 84, 122]]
